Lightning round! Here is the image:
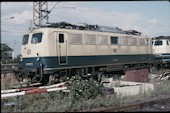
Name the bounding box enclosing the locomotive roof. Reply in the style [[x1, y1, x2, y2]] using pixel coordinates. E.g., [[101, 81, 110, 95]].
[[39, 22, 143, 36], [24, 22, 149, 38], [152, 36, 170, 40]]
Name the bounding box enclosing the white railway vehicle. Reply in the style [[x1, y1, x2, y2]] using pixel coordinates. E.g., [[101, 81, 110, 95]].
[[152, 36, 170, 68], [14, 22, 153, 84]]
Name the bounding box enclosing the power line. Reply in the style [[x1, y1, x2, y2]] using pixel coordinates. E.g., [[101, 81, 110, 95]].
[[48, 2, 59, 14], [1, 30, 25, 33], [50, 6, 170, 29], [1, 23, 20, 26], [1, 35, 21, 37], [67, 7, 170, 29], [1, 17, 31, 25], [117, 2, 170, 21]]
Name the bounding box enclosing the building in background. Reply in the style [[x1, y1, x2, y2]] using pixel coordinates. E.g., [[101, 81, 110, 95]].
[[1, 43, 14, 64]]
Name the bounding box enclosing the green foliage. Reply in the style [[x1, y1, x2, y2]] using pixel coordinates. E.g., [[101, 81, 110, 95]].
[[68, 79, 104, 110], [2, 76, 170, 112], [1, 44, 13, 52], [1, 54, 20, 64], [10, 55, 20, 63], [70, 79, 103, 100], [151, 80, 170, 96], [1, 44, 12, 64], [0, 43, 20, 64], [76, 94, 120, 111]]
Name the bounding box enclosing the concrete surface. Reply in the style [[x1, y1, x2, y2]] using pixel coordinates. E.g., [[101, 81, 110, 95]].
[[102, 78, 154, 97]]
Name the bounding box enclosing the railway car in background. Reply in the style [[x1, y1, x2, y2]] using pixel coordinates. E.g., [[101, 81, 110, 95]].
[[152, 36, 170, 68], [13, 22, 153, 84]]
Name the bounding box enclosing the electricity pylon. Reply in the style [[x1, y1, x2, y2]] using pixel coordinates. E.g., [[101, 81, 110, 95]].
[[33, 2, 49, 28]]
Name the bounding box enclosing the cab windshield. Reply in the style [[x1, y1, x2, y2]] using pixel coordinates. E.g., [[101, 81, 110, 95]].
[[154, 40, 162, 46], [22, 35, 29, 45]]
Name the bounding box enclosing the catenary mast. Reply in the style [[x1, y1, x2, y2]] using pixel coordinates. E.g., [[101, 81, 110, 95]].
[[33, 2, 49, 28]]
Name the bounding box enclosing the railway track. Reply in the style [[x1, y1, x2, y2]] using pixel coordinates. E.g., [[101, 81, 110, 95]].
[[1, 63, 170, 111], [81, 95, 170, 112], [1, 73, 170, 111], [1, 63, 19, 74]]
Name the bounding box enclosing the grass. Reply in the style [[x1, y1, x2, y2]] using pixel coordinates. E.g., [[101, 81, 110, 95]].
[[150, 80, 170, 96], [1, 73, 170, 112], [1, 73, 19, 90]]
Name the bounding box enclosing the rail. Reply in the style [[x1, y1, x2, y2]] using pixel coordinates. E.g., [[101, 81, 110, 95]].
[[81, 95, 170, 112], [1, 63, 19, 73]]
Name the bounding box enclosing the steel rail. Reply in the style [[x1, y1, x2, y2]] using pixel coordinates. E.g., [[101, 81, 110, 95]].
[[81, 95, 170, 112]]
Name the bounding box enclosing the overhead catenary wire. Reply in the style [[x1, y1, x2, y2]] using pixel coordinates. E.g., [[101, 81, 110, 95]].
[[1, 2, 32, 13], [1, 35, 23, 38], [3, 3, 169, 29], [1, 17, 32, 29], [2, 2, 170, 32], [50, 7, 170, 30], [62, 7, 170, 29], [117, 2, 170, 21], [1, 30, 25, 33], [48, 2, 60, 14]]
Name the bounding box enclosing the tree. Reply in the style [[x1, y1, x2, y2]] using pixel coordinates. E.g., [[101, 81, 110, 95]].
[[10, 55, 20, 63]]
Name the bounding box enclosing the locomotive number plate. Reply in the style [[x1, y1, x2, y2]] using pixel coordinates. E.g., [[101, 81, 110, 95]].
[[26, 63, 33, 66]]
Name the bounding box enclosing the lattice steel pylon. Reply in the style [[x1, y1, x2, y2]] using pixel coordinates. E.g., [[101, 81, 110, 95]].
[[33, 2, 49, 28]]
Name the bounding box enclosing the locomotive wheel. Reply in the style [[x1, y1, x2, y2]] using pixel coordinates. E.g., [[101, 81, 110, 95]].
[[41, 75, 50, 85], [31, 74, 50, 85], [32, 74, 40, 83], [14, 71, 24, 82]]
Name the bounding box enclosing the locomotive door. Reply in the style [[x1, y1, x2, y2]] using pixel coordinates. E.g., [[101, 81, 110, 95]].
[[57, 32, 68, 65]]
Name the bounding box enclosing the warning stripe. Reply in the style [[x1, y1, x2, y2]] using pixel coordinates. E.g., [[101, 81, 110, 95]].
[[1, 87, 67, 98], [1, 82, 65, 94], [25, 89, 48, 95]]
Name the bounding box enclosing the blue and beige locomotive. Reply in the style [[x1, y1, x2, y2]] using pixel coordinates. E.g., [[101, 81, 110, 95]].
[[152, 36, 170, 68], [14, 22, 153, 84]]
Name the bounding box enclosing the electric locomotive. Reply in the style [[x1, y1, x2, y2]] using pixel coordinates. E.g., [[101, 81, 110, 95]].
[[13, 22, 154, 84], [152, 36, 170, 68]]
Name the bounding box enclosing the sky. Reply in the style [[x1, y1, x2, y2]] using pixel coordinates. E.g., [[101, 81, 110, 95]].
[[1, 1, 170, 57]]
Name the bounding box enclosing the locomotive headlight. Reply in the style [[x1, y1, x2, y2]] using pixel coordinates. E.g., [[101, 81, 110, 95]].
[[20, 58, 23, 62], [37, 57, 40, 61], [20, 54, 23, 62], [37, 53, 40, 61], [158, 54, 162, 57]]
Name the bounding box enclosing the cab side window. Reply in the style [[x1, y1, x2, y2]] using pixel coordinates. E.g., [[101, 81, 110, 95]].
[[59, 34, 64, 43], [31, 33, 43, 44]]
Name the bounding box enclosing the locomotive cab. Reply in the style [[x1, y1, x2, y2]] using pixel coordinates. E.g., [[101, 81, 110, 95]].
[[17, 29, 46, 83], [152, 36, 170, 67], [15, 28, 69, 83]]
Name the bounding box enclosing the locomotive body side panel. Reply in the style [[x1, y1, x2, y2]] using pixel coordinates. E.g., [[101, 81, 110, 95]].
[[152, 39, 170, 64], [20, 28, 153, 75]]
